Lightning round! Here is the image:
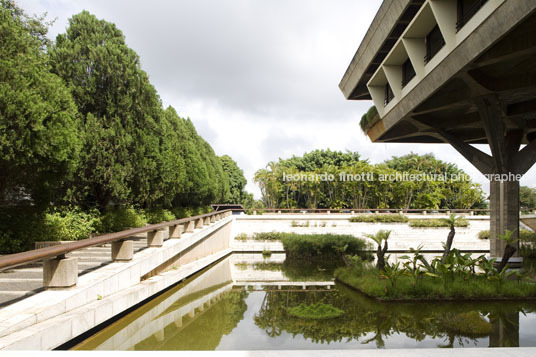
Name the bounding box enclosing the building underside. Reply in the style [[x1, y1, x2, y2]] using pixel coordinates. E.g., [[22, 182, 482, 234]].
[[340, 0, 536, 257]]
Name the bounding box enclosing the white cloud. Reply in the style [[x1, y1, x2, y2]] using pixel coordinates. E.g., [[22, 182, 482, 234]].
[[18, 0, 536, 199]]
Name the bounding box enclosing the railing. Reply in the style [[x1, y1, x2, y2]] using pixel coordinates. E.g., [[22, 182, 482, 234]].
[[239, 208, 493, 214], [0, 209, 233, 272]]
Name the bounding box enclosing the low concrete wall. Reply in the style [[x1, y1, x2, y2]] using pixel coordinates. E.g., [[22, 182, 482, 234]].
[[231, 214, 490, 252], [521, 215, 536, 231], [0, 216, 233, 350]]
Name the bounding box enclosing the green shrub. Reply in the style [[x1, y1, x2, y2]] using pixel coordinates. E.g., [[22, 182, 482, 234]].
[[349, 214, 409, 223], [287, 303, 344, 320], [235, 233, 248, 241], [40, 208, 100, 241], [97, 206, 147, 233], [409, 219, 469, 228], [281, 233, 372, 260], [143, 208, 176, 224], [478, 230, 490, 240], [171, 206, 211, 219], [478, 229, 534, 241], [359, 105, 379, 132], [520, 229, 536, 242], [252, 232, 286, 241]]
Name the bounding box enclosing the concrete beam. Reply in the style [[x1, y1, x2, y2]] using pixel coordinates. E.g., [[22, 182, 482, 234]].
[[511, 139, 536, 175], [43, 257, 78, 288], [436, 129, 493, 175]]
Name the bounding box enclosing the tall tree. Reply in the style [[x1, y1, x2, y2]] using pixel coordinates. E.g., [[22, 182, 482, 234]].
[[0, 0, 80, 207], [220, 155, 247, 204], [49, 11, 164, 209]]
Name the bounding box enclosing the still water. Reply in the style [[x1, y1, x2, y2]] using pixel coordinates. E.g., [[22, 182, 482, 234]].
[[73, 254, 536, 350]]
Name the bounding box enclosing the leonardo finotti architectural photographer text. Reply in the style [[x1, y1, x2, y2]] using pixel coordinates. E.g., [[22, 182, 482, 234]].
[[282, 171, 523, 183]]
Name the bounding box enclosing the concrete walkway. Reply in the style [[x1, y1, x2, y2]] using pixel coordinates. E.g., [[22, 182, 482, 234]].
[[0, 237, 148, 307]]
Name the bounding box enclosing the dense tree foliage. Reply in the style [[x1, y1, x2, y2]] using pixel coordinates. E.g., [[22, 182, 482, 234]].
[[0, 0, 80, 208], [0, 4, 245, 252], [220, 155, 247, 204], [46, 10, 233, 209], [254, 150, 486, 209], [520, 186, 536, 211]]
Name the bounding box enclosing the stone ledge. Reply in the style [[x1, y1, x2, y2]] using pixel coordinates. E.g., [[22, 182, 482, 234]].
[[0, 248, 232, 350], [0, 216, 232, 340]]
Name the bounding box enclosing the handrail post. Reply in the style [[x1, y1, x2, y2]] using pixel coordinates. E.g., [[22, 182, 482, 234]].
[[112, 239, 134, 261], [185, 220, 195, 233], [43, 256, 78, 288], [147, 230, 164, 247], [169, 224, 183, 239], [195, 218, 204, 229]]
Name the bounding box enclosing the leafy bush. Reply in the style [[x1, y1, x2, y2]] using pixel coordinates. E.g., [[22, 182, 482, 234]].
[[143, 208, 176, 224], [359, 105, 379, 132], [171, 206, 211, 219], [478, 229, 535, 241], [97, 206, 147, 233], [349, 215, 409, 223], [287, 303, 344, 320], [478, 230, 490, 240], [40, 208, 100, 241], [335, 249, 535, 300], [281, 233, 372, 260], [252, 232, 287, 241], [409, 219, 469, 228], [235, 233, 248, 241]]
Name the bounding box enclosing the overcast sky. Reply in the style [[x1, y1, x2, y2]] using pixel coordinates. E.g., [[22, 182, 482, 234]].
[[18, 0, 536, 198]]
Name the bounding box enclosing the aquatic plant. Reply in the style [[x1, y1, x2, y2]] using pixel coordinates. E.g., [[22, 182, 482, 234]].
[[286, 303, 344, 320]]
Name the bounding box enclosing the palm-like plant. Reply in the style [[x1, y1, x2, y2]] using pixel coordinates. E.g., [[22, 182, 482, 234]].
[[497, 229, 518, 272], [363, 230, 391, 271], [440, 214, 463, 264]]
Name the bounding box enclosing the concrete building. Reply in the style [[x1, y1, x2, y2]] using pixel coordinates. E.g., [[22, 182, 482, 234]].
[[340, 0, 536, 256]]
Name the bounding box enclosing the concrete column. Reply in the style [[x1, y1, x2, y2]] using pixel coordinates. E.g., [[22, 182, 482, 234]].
[[147, 230, 164, 247], [422, 211, 427, 215], [490, 180, 520, 257], [277, 210, 281, 214], [112, 240, 133, 261], [210, 215, 215, 223], [174, 317, 182, 328], [253, 211, 257, 215], [195, 218, 204, 229], [43, 256, 78, 288], [169, 224, 183, 239], [203, 217, 211, 226], [185, 220, 195, 233]]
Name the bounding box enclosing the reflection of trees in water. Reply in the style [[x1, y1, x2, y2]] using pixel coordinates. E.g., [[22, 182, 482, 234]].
[[252, 285, 533, 348], [135, 290, 249, 350]]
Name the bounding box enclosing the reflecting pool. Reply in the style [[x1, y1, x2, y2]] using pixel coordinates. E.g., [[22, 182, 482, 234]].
[[73, 254, 536, 350]]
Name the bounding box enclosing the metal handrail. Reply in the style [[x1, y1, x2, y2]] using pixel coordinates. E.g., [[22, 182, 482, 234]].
[[0, 209, 232, 271]]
